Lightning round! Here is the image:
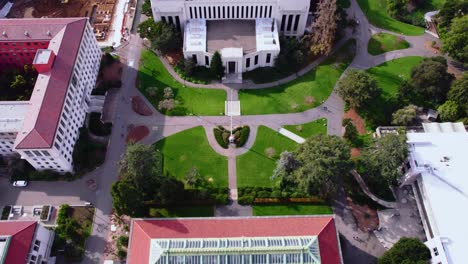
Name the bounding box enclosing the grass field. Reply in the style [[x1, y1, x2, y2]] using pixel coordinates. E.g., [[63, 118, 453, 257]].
[[253, 204, 333, 216], [237, 126, 298, 187], [138, 50, 226, 116], [239, 40, 355, 115], [356, 0, 425, 35], [361, 56, 423, 129], [154, 126, 228, 187], [152, 206, 214, 217], [282, 118, 327, 139], [368, 33, 410, 55]]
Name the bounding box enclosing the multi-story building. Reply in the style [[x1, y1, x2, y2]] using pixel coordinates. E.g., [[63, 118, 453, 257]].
[[400, 122, 467, 264], [127, 216, 343, 264], [0, 221, 56, 264], [0, 18, 101, 173], [150, 0, 310, 79]]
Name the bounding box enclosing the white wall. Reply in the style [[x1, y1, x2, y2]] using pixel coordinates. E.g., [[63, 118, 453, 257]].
[[27, 223, 55, 263], [0, 132, 16, 155]]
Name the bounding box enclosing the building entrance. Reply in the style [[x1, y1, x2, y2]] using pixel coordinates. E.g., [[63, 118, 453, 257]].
[[228, 61, 236, 73]]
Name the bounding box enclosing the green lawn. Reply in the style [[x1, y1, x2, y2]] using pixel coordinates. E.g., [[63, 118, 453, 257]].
[[360, 56, 423, 129], [253, 204, 333, 216], [138, 49, 226, 116], [282, 118, 327, 139], [152, 206, 214, 217], [357, 0, 425, 35], [154, 126, 228, 187], [239, 40, 355, 115], [368, 33, 410, 55], [237, 126, 298, 187]]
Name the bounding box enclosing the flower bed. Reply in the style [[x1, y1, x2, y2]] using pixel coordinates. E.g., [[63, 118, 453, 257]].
[[40, 205, 52, 221], [213, 126, 250, 149]]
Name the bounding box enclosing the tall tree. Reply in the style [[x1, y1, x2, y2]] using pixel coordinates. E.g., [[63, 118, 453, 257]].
[[409, 57, 454, 107], [210, 51, 224, 79], [110, 180, 146, 216], [448, 73, 468, 116], [391, 105, 418, 126], [437, 100, 461, 121], [276, 135, 352, 199], [309, 0, 339, 55], [441, 15, 468, 65], [378, 237, 431, 264], [137, 19, 181, 54], [337, 69, 381, 109]]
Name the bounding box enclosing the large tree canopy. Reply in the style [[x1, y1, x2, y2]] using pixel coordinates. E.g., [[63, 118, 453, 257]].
[[308, 0, 338, 55], [378, 237, 431, 264], [337, 69, 381, 109], [441, 15, 468, 65], [210, 51, 224, 79], [275, 135, 352, 199], [137, 19, 181, 54], [448, 73, 468, 116], [391, 105, 418, 126]]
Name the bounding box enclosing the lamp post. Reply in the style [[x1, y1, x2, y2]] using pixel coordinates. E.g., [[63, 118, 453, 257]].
[[228, 88, 235, 144]]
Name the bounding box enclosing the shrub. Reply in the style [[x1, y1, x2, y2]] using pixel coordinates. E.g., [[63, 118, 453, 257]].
[[1, 206, 11, 220], [40, 205, 50, 221], [213, 128, 229, 149], [271, 190, 282, 198], [117, 248, 127, 259], [148, 208, 158, 217], [235, 126, 250, 147], [238, 195, 255, 205], [56, 204, 70, 225], [89, 112, 112, 136], [118, 236, 129, 247], [257, 190, 271, 198]]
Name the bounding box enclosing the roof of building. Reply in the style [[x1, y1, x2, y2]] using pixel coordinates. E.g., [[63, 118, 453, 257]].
[[184, 19, 207, 53], [0, 18, 88, 149], [0, 221, 37, 263], [407, 124, 468, 264], [0, 101, 29, 132], [256, 18, 280, 52], [128, 216, 342, 264], [206, 20, 256, 54]]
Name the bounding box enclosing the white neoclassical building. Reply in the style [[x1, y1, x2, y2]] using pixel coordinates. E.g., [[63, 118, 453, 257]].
[[150, 0, 310, 81]]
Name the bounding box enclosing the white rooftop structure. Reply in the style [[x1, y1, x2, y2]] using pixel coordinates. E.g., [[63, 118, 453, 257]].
[[256, 18, 280, 52], [405, 123, 468, 264], [0, 102, 28, 132], [184, 19, 207, 53], [33, 49, 53, 64]]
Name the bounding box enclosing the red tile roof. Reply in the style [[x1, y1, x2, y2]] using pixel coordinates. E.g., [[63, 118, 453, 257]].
[[128, 216, 342, 264], [0, 18, 88, 149], [0, 221, 37, 263]]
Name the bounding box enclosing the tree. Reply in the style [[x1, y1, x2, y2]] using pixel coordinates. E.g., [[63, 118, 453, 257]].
[[275, 37, 307, 73], [448, 73, 468, 115], [111, 180, 146, 216], [308, 0, 339, 55], [343, 120, 358, 143], [409, 57, 454, 107], [378, 237, 431, 264], [10, 75, 27, 90], [337, 69, 381, 109], [437, 0, 468, 34], [272, 151, 301, 188], [137, 19, 181, 54], [184, 167, 207, 188], [441, 15, 468, 65], [437, 100, 461, 121], [137, 19, 158, 39], [182, 58, 196, 76], [210, 51, 224, 79], [158, 177, 185, 204], [392, 105, 418, 126], [361, 133, 407, 185], [142, 0, 152, 17], [277, 135, 352, 199]]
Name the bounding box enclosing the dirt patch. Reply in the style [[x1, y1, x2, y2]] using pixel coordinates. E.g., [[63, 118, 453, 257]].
[[351, 148, 361, 158], [343, 109, 366, 135], [131, 96, 153, 116], [103, 214, 131, 261], [424, 41, 440, 55], [347, 197, 379, 232], [448, 65, 463, 79], [126, 125, 150, 143], [304, 96, 315, 105], [265, 147, 276, 158], [164, 50, 184, 66]]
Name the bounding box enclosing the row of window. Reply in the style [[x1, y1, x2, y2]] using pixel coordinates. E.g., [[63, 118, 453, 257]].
[[161, 16, 181, 31], [280, 14, 301, 32], [0, 42, 48, 46], [188, 5, 273, 20], [198, 53, 271, 69]]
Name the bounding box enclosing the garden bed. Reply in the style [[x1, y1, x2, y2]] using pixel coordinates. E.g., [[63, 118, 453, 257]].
[[213, 126, 250, 149], [40, 205, 52, 221], [126, 125, 150, 143], [131, 96, 153, 116], [253, 204, 333, 216]]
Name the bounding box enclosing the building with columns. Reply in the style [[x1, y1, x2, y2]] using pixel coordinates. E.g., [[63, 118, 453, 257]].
[[150, 0, 310, 81], [0, 18, 101, 173]]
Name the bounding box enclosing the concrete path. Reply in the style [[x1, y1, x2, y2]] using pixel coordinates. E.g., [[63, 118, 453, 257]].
[[350, 170, 397, 209], [278, 128, 305, 144]]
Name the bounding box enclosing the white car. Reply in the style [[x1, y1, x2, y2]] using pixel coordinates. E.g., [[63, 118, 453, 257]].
[[12, 181, 28, 187]]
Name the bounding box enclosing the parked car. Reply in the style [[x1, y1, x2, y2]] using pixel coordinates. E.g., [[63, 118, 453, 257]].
[[12, 181, 28, 187]]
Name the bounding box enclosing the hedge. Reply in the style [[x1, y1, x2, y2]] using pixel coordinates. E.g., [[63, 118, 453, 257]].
[[238, 187, 325, 205], [147, 187, 229, 206], [213, 127, 229, 149], [235, 126, 250, 147], [214, 126, 250, 148]]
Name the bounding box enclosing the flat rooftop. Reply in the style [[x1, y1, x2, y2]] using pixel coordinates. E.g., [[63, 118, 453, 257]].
[[407, 125, 468, 264], [0, 101, 28, 132], [207, 20, 256, 54]]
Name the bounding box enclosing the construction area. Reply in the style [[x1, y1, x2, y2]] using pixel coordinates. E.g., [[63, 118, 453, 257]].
[[7, 0, 118, 41]]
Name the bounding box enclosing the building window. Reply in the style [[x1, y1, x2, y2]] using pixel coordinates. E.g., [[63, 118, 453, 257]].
[[294, 15, 300, 31], [255, 6, 258, 17], [204, 6, 207, 18], [199, 6, 202, 19], [246, 58, 250, 68], [266, 53, 271, 63], [287, 15, 294, 31], [33, 240, 40, 251], [208, 7, 211, 19], [41, 150, 50, 156], [189, 7, 193, 19], [269, 6, 272, 18], [175, 16, 181, 31], [33, 150, 42, 156], [254, 55, 258, 65], [259, 6, 263, 18], [237, 6, 240, 18], [54, 142, 60, 150], [24, 151, 34, 157], [433, 247, 439, 256], [192, 54, 197, 64], [168, 16, 174, 25], [205, 56, 209, 66], [241, 6, 244, 18]]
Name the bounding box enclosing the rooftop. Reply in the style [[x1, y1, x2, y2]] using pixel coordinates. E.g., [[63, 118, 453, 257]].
[[0, 221, 36, 264], [0, 101, 29, 132], [184, 19, 207, 52], [33, 49, 53, 64], [207, 20, 256, 54], [128, 216, 341, 264], [407, 123, 468, 264], [0, 18, 89, 149]]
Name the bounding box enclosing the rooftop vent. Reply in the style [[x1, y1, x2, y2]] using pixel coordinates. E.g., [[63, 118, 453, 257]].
[[24, 30, 29, 36], [2, 31, 6, 37], [46, 30, 51, 36]]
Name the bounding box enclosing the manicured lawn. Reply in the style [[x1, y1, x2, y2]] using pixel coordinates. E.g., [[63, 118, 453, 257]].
[[239, 40, 355, 115], [357, 0, 424, 36], [282, 118, 327, 139], [138, 49, 226, 116], [253, 204, 333, 216], [360, 56, 423, 129], [154, 126, 228, 187], [368, 33, 410, 55], [153, 206, 214, 217], [237, 126, 298, 187]]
